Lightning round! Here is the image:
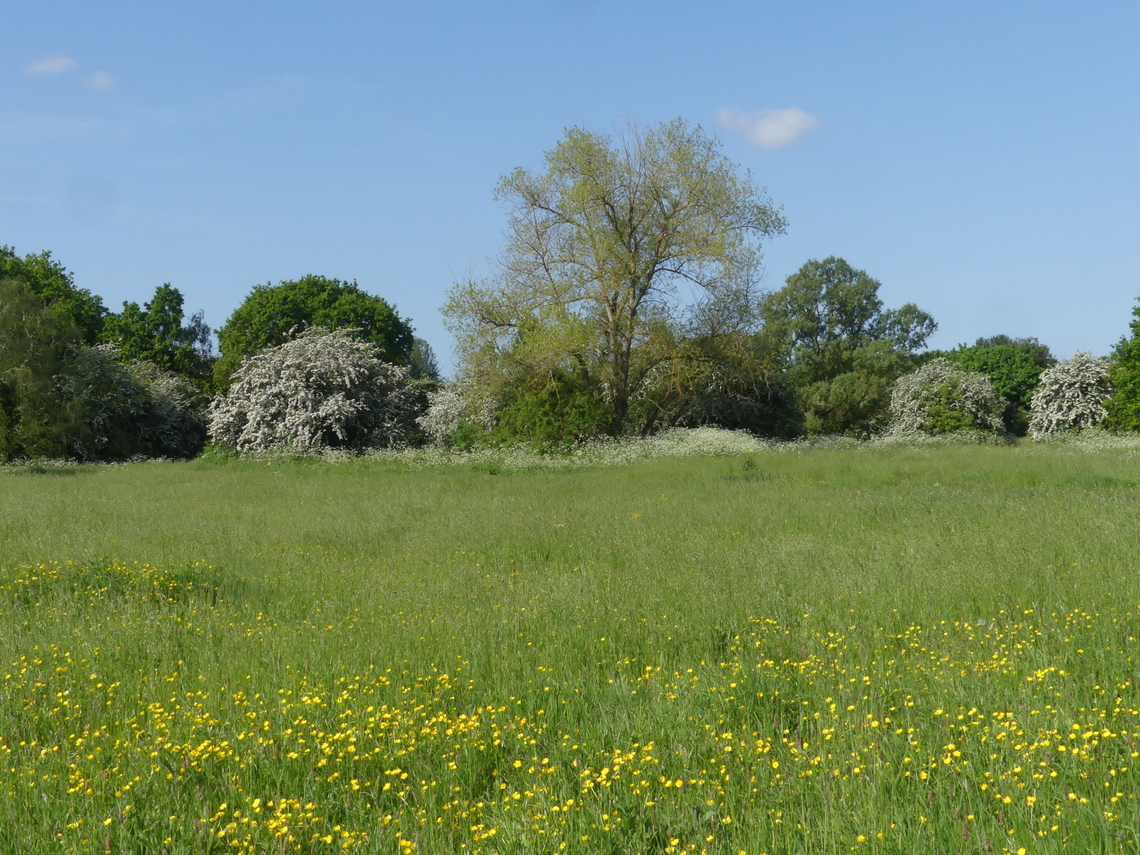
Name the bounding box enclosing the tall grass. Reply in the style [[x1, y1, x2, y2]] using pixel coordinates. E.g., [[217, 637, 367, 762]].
[[2, 436, 1139, 853]]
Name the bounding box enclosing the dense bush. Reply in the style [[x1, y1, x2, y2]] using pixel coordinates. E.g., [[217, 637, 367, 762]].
[[420, 382, 507, 448], [943, 337, 1054, 434], [126, 360, 209, 458], [673, 362, 803, 438], [889, 358, 1005, 436], [1028, 352, 1111, 439], [58, 345, 154, 460], [491, 369, 609, 448], [417, 386, 468, 445], [209, 327, 418, 454], [52, 346, 208, 461]]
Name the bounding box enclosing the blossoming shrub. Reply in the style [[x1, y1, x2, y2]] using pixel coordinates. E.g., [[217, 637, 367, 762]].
[[58, 344, 153, 460], [417, 382, 498, 448], [126, 359, 209, 458], [417, 385, 466, 444], [889, 358, 1004, 436], [208, 327, 417, 454], [1028, 351, 1112, 439]]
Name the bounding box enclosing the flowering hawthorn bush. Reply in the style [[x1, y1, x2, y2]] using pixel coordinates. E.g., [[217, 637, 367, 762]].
[[889, 358, 1004, 436], [1028, 351, 1112, 439], [209, 327, 417, 454], [126, 359, 208, 458], [417, 385, 468, 445]]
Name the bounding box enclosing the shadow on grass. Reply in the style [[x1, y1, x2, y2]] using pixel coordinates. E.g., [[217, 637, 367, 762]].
[[2, 463, 92, 476]]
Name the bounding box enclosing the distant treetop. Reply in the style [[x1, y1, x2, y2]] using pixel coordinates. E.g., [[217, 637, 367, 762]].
[[214, 275, 415, 388], [0, 245, 107, 344]]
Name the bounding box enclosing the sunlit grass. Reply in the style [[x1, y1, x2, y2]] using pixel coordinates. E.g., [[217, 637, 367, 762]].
[[2, 434, 1139, 852]]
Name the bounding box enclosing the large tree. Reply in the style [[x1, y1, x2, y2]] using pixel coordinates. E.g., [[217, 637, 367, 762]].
[[0, 278, 82, 459], [758, 257, 936, 435], [444, 118, 787, 438], [215, 275, 415, 389], [101, 283, 213, 380], [0, 245, 106, 344]]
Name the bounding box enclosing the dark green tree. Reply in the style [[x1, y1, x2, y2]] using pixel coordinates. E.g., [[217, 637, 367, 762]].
[[101, 284, 213, 380], [972, 334, 1054, 367], [215, 275, 414, 389], [1105, 301, 1140, 431], [758, 257, 936, 435], [671, 332, 802, 438], [0, 278, 82, 459], [943, 337, 1054, 435], [0, 245, 106, 344], [408, 338, 441, 381]]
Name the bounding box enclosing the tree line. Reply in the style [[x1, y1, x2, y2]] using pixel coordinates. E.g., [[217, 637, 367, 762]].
[[4, 118, 1139, 460]]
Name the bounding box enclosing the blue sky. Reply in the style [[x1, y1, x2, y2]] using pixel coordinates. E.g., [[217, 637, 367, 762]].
[[4, 1, 1138, 370]]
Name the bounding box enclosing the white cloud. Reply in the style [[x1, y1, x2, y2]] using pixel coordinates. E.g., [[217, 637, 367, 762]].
[[716, 107, 820, 149], [86, 70, 116, 90], [24, 54, 79, 76]]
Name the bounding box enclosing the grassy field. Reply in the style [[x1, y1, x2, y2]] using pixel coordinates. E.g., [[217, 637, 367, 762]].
[[2, 439, 1140, 853]]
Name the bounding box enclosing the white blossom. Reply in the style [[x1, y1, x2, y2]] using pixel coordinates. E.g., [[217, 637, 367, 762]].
[[889, 358, 1004, 436], [1028, 351, 1111, 439], [416, 386, 468, 444], [208, 327, 416, 454]]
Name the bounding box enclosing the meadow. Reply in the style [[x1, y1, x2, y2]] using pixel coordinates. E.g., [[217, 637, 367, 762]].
[[2, 433, 1140, 854]]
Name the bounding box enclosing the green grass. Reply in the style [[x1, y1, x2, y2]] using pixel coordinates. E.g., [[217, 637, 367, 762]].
[[2, 441, 1140, 853]]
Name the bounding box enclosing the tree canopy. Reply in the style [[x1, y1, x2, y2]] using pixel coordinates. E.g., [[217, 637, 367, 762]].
[[215, 275, 415, 388], [0, 245, 106, 344], [101, 284, 213, 380], [758, 257, 936, 435], [1105, 301, 1140, 431], [444, 118, 787, 438], [942, 336, 1054, 435]]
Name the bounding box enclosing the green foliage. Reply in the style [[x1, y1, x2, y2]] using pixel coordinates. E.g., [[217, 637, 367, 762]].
[[492, 368, 609, 447], [445, 118, 786, 438], [889, 357, 1005, 435], [55, 346, 208, 461], [943, 337, 1054, 434], [408, 337, 441, 381], [1105, 300, 1140, 430], [57, 345, 153, 460], [1, 273, 206, 461], [215, 275, 414, 389], [671, 335, 803, 438], [760, 257, 936, 435], [972, 333, 1054, 366], [101, 284, 213, 381], [0, 245, 106, 344], [0, 278, 82, 460]]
